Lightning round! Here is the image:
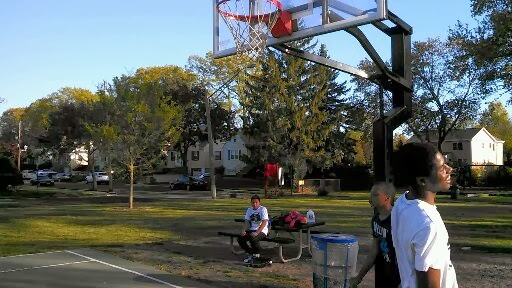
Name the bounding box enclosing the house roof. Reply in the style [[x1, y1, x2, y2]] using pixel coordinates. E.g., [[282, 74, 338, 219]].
[[408, 127, 502, 142]]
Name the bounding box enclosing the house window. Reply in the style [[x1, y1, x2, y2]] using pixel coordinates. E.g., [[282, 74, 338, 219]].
[[233, 138, 236, 142], [170, 152, 175, 161], [452, 143, 457, 150], [191, 151, 199, 161], [489, 143, 492, 148], [493, 144, 495, 151], [228, 150, 231, 160], [482, 143, 484, 148], [214, 151, 221, 160], [457, 143, 463, 150], [234, 150, 239, 160]]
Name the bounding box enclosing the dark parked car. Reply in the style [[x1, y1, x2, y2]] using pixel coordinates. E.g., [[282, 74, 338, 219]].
[[169, 175, 208, 191], [30, 175, 55, 186]]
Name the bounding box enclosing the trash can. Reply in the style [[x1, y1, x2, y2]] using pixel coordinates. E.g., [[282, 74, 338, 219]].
[[311, 234, 358, 288]]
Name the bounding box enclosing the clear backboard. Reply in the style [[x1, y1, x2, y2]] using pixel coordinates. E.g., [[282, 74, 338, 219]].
[[213, 0, 388, 58]]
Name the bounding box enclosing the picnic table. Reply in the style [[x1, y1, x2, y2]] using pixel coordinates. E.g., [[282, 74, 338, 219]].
[[219, 218, 326, 263]]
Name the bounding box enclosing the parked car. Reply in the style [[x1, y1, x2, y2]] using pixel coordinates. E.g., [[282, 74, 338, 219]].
[[22, 170, 37, 180], [85, 172, 109, 184], [54, 173, 72, 182], [169, 175, 208, 191], [30, 175, 55, 186]]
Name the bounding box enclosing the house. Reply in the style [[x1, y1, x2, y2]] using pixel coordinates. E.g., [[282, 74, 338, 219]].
[[222, 134, 250, 175], [166, 150, 183, 169], [186, 141, 225, 175], [408, 127, 504, 166], [165, 133, 254, 176], [32, 145, 107, 173]]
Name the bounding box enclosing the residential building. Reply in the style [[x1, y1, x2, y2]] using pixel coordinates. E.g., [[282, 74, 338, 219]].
[[187, 141, 225, 175], [222, 134, 250, 175], [408, 127, 504, 166]]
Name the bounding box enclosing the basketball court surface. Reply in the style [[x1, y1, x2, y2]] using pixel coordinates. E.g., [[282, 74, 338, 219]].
[[0, 249, 214, 288]]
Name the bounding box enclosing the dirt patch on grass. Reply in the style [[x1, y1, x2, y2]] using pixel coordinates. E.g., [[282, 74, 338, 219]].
[[100, 234, 512, 288]]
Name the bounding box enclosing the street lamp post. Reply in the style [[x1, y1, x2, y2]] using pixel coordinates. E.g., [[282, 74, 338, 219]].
[[204, 63, 255, 199]]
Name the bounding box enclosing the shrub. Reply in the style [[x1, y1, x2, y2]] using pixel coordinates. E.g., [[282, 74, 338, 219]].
[[215, 165, 226, 175], [0, 157, 23, 191]]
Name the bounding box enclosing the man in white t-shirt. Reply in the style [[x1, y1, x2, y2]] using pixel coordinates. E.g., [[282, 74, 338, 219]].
[[391, 143, 458, 288], [237, 194, 269, 263]]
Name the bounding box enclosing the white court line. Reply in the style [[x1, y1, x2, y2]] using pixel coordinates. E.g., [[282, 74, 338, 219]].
[[0, 251, 63, 259], [66, 250, 184, 288], [0, 260, 92, 273]]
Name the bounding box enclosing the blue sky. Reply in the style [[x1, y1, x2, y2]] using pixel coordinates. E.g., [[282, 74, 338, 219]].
[[1, 0, 499, 116]]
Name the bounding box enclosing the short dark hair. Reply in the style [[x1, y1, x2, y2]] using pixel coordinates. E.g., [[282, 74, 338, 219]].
[[251, 194, 260, 201], [392, 143, 439, 187]]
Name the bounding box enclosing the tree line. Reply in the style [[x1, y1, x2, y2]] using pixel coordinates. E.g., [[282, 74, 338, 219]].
[[1, 0, 510, 204]]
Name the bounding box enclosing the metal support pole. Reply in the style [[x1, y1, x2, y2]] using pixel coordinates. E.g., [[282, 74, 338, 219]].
[[373, 27, 412, 183]]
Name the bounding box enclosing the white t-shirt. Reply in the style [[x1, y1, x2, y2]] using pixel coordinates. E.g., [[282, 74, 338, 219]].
[[391, 192, 458, 288], [244, 206, 269, 235]]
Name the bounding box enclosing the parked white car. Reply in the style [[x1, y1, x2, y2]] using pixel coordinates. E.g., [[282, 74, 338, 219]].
[[22, 170, 37, 180], [85, 172, 110, 184]]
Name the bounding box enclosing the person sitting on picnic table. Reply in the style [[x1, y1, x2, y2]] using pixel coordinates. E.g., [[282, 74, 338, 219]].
[[238, 194, 269, 263]]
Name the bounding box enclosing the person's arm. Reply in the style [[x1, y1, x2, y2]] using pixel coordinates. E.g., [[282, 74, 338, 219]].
[[252, 219, 268, 235], [350, 237, 379, 287], [412, 225, 443, 288], [416, 268, 441, 288], [241, 209, 250, 236]]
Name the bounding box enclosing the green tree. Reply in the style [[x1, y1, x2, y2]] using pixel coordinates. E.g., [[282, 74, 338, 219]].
[[393, 133, 409, 150], [348, 59, 392, 163], [478, 101, 512, 161], [0, 108, 25, 145], [110, 73, 182, 209], [406, 38, 483, 152], [449, 0, 512, 96], [242, 43, 350, 190]]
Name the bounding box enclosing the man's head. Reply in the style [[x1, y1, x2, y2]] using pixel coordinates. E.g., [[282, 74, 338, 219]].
[[250, 194, 261, 209], [369, 182, 396, 210], [393, 143, 453, 195]]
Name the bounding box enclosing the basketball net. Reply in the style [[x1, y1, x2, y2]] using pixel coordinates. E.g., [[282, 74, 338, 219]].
[[217, 0, 283, 60]]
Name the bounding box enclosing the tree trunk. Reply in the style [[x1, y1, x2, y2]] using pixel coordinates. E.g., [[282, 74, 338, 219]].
[[108, 155, 113, 192], [129, 160, 134, 209]]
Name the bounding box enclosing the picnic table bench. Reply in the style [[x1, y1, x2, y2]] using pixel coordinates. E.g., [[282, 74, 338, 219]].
[[218, 218, 326, 263]]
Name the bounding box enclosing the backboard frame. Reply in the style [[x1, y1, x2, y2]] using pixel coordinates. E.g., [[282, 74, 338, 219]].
[[213, 0, 388, 59]]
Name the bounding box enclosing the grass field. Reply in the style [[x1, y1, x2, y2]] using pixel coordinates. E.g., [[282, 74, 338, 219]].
[[1, 190, 511, 287]]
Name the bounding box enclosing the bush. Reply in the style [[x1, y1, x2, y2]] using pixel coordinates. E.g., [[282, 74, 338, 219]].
[[485, 166, 512, 187], [0, 157, 23, 191], [215, 165, 226, 175]]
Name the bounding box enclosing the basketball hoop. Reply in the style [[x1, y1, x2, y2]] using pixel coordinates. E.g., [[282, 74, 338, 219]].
[[217, 0, 291, 60]]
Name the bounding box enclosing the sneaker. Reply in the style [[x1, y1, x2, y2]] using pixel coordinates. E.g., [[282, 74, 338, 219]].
[[243, 255, 254, 263]]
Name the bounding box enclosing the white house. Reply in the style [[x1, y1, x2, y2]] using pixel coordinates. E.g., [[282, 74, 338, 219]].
[[166, 150, 183, 169], [222, 134, 250, 175], [33, 145, 107, 173], [408, 127, 504, 166], [186, 141, 225, 175]]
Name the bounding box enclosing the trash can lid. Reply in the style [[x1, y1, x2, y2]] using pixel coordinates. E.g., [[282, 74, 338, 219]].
[[311, 233, 358, 244]]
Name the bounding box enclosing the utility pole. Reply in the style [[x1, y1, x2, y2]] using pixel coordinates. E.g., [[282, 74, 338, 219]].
[[205, 91, 217, 199], [17, 120, 22, 171], [204, 63, 255, 199]]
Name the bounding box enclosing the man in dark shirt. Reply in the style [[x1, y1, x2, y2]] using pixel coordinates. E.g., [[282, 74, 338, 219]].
[[350, 182, 401, 288]]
